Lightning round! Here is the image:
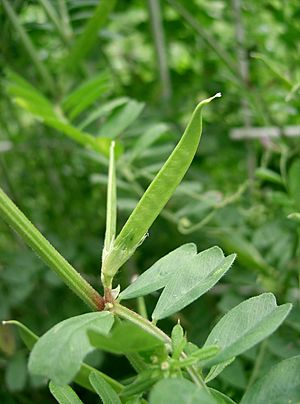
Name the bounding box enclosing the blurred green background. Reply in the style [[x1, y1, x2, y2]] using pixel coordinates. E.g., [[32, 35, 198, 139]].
[[0, 0, 300, 402]]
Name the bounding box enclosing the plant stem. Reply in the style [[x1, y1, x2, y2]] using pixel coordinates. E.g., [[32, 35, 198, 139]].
[[247, 339, 268, 388], [0, 187, 104, 311], [2, 0, 55, 94], [147, 0, 172, 101], [113, 303, 209, 390]]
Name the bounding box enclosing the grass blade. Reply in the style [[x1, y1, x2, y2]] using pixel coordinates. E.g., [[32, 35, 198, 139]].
[[68, 0, 116, 67]]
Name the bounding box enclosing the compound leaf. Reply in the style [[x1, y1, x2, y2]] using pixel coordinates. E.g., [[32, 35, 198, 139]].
[[120, 244, 235, 320]]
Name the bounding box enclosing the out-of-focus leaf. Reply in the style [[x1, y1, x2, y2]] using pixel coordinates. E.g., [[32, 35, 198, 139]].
[[255, 167, 283, 185], [29, 312, 114, 385], [126, 123, 169, 163], [98, 100, 145, 139], [61, 73, 111, 120], [79, 97, 129, 130], [68, 0, 116, 66], [5, 352, 27, 392], [6, 70, 114, 157], [241, 355, 300, 404]]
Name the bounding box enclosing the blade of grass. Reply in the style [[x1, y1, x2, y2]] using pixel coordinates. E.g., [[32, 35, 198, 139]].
[[0, 187, 104, 311], [68, 0, 117, 67], [38, 0, 70, 45], [2, 0, 55, 93]]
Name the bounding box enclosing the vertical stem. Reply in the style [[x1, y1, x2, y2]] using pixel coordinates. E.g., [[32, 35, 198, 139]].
[[232, 0, 255, 189], [137, 296, 148, 319], [147, 0, 172, 101], [2, 0, 55, 94], [247, 339, 268, 388], [102, 141, 117, 289], [0, 187, 104, 311]]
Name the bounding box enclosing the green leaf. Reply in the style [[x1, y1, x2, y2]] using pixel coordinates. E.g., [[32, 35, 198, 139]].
[[79, 97, 129, 130], [120, 243, 235, 320], [126, 123, 169, 163], [205, 357, 235, 383], [120, 370, 159, 398], [210, 388, 237, 404], [68, 0, 116, 66], [0, 187, 104, 311], [62, 73, 111, 120], [255, 167, 283, 185], [3, 320, 124, 394], [98, 100, 145, 139], [89, 321, 164, 354], [241, 355, 300, 404], [102, 94, 221, 282], [6, 70, 114, 157], [171, 322, 186, 360], [203, 293, 292, 368], [149, 378, 218, 404], [49, 381, 83, 404], [89, 371, 121, 404], [45, 118, 112, 156], [29, 312, 114, 385]]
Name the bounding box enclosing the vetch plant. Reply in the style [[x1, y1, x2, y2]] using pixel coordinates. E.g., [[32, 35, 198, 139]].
[[0, 94, 297, 403]]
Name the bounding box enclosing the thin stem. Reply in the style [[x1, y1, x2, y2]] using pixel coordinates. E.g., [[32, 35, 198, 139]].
[[38, 0, 70, 46], [2, 0, 55, 94], [247, 339, 268, 388], [147, 0, 172, 101], [102, 141, 117, 289], [137, 296, 148, 319], [0, 187, 104, 311], [113, 303, 209, 390]]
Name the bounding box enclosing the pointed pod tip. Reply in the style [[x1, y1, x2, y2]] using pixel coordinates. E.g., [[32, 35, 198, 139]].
[[196, 92, 222, 110]]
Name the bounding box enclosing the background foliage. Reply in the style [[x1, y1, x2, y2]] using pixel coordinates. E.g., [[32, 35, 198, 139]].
[[0, 0, 300, 402]]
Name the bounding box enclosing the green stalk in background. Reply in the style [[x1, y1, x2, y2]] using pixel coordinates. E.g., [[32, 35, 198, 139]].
[[68, 0, 117, 68], [0, 187, 104, 311], [101, 93, 221, 288], [2, 0, 55, 93]]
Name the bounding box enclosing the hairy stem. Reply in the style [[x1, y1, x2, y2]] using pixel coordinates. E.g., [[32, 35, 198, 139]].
[[0, 187, 104, 311]]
